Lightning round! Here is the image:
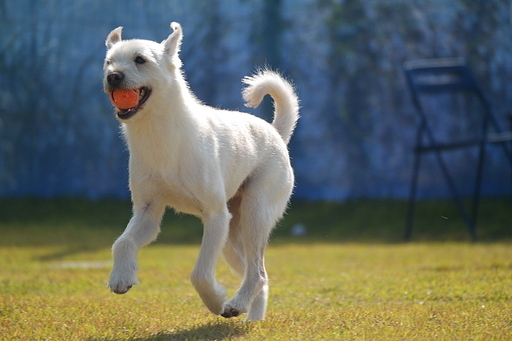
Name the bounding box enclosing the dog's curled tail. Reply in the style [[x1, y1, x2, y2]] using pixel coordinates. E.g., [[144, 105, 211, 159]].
[[242, 70, 300, 145]]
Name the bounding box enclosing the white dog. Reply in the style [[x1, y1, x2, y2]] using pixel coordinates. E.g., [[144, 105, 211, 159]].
[[103, 22, 299, 321]]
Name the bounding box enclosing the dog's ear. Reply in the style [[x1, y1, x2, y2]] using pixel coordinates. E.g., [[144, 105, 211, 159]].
[[106, 27, 123, 49], [163, 22, 183, 57]]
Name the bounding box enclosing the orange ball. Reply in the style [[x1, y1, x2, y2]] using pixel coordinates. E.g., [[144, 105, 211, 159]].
[[110, 89, 140, 109]]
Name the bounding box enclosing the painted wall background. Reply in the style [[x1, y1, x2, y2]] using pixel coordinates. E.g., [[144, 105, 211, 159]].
[[1, 0, 511, 200]]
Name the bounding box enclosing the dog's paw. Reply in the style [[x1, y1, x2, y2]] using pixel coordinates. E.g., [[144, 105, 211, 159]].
[[108, 270, 138, 294], [108, 281, 134, 294], [221, 302, 247, 319], [220, 307, 241, 318]]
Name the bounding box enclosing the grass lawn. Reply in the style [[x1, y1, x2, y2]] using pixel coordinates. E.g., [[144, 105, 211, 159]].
[[0, 198, 511, 340]]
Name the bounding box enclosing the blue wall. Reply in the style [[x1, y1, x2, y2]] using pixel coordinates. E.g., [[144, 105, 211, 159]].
[[1, 0, 511, 200]]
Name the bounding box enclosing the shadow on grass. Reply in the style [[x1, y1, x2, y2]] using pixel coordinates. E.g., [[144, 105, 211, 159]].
[[35, 246, 106, 262], [91, 321, 251, 341]]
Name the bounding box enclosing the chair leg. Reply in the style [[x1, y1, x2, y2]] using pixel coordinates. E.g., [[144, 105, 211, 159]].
[[491, 116, 512, 194], [433, 149, 477, 242], [471, 143, 486, 237], [405, 150, 421, 241]]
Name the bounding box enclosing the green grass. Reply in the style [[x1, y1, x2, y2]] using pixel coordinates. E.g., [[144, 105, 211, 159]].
[[0, 198, 511, 340]]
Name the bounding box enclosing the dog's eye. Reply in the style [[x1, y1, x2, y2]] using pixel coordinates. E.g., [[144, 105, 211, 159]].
[[135, 56, 146, 64]]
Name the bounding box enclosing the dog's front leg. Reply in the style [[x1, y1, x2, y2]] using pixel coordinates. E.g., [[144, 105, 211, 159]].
[[190, 207, 231, 315], [108, 201, 165, 294]]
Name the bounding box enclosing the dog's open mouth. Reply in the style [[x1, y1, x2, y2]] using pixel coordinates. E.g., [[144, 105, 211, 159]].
[[111, 87, 152, 120]]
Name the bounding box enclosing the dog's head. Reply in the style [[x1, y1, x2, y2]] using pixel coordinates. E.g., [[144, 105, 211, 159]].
[[103, 22, 183, 120]]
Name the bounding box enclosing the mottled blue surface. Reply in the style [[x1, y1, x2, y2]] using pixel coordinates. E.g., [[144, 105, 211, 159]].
[[1, 0, 511, 200]]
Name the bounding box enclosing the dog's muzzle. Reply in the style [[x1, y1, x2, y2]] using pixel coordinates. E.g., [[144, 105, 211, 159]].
[[106, 72, 152, 120]]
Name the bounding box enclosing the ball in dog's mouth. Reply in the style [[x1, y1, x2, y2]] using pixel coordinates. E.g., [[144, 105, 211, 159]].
[[110, 87, 152, 120]]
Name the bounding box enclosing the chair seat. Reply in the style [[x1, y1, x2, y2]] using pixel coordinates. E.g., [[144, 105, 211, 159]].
[[415, 131, 512, 152]]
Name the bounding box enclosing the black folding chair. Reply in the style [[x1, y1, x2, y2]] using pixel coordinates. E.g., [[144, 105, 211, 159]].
[[403, 58, 512, 241]]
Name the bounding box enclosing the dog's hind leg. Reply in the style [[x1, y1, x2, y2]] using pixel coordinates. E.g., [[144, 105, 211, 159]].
[[191, 206, 231, 315], [108, 200, 166, 294], [220, 202, 272, 320], [224, 195, 274, 320], [221, 177, 291, 321]]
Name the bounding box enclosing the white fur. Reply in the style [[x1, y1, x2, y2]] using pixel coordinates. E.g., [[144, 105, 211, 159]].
[[104, 22, 299, 321]]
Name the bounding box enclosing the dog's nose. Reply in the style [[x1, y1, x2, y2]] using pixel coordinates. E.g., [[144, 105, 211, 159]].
[[107, 72, 124, 86]]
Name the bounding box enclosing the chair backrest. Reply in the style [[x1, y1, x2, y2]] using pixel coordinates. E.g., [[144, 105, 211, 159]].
[[403, 58, 496, 141], [404, 58, 488, 104]]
